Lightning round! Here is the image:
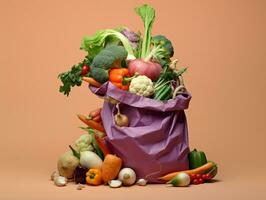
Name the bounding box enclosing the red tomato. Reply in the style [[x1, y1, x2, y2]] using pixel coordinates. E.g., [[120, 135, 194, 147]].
[[202, 174, 207, 180], [198, 178, 204, 184], [81, 65, 90, 75], [205, 174, 212, 180], [196, 174, 202, 179], [190, 174, 196, 180], [193, 179, 199, 185]]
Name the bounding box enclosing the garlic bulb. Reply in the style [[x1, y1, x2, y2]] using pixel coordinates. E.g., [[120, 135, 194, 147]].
[[118, 168, 136, 186], [109, 180, 122, 188], [54, 176, 67, 187], [136, 178, 147, 186]]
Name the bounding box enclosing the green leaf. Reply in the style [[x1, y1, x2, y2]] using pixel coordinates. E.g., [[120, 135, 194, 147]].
[[58, 57, 92, 96], [135, 4, 155, 58]]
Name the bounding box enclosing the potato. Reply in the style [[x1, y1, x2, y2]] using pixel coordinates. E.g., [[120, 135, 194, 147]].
[[57, 151, 79, 179]]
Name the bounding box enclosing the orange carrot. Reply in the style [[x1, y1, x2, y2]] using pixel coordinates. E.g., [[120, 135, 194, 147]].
[[92, 115, 102, 123], [77, 114, 105, 133], [89, 108, 102, 118], [101, 154, 122, 184], [82, 77, 102, 88], [159, 161, 215, 182]]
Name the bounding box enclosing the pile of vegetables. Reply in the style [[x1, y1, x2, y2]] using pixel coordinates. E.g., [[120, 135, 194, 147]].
[[58, 4, 187, 100], [51, 106, 218, 188], [51, 109, 144, 188], [53, 4, 219, 189]]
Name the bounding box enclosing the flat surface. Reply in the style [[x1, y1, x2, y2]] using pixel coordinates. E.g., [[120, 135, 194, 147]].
[[1, 170, 266, 200], [1, 0, 266, 199]]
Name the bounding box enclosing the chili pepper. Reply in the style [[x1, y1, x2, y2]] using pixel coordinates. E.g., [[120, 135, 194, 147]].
[[86, 168, 102, 185], [95, 135, 111, 157], [109, 68, 130, 90]]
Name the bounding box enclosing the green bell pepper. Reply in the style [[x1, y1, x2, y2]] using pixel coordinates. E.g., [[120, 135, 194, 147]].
[[188, 149, 207, 169]]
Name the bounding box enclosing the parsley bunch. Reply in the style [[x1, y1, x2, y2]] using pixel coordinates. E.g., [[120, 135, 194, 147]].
[[58, 57, 92, 96]]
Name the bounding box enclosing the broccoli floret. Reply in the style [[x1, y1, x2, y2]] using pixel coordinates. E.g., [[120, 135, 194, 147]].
[[106, 45, 128, 60], [152, 35, 174, 57], [90, 45, 128, 83], [90, 67, 109, 83], [146, 35, 174, 66], [91, 45, 128, 69], [91, 54, 115, 70]]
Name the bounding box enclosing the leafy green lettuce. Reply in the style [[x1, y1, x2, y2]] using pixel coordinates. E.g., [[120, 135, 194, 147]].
[[80, 29, 135, 60]]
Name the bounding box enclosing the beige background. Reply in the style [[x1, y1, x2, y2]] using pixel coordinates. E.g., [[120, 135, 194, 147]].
[[1, 0, 266, 199]]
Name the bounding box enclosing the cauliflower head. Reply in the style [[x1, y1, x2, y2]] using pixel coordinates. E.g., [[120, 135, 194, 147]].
[[74, 134, 94, 152], [129, 75, 154, 97]]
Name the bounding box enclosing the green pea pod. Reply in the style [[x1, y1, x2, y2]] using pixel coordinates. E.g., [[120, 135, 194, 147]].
[[188, 149, 207, 169]]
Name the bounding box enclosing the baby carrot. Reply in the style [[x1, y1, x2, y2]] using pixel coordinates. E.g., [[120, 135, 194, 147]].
[[159, 161, 215, 182], [82, 77, 102, 88], [77, 114, 105, 133]]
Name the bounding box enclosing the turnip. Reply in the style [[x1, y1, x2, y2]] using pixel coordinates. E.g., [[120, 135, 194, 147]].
[[118, 168, 136, 186], [167, 172, 191, 187], [128, 5, 173, 82], [79, 151, 103, 169]]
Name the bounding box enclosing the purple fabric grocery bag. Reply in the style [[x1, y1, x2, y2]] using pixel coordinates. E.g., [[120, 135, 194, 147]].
[[90, 81, 191, 183]]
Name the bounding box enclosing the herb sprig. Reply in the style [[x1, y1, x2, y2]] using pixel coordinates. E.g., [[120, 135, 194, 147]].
[[58, 57, 92, 96]]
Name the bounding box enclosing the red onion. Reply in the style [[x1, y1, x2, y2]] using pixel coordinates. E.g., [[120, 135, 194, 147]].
[[128, 59, 162, 81]]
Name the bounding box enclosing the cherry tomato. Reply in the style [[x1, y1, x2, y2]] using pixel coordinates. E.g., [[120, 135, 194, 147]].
[[190, 174, 196, 180], [81, 65, 89, 75], [196, 174, 202, 179], [205, 174, 212, 180], [193, 179, 199, 185], [202, 174, 207, 180], [198, 178, 204, 184]]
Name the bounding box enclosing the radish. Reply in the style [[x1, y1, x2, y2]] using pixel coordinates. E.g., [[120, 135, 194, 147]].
[[128, 59, 161, 81]]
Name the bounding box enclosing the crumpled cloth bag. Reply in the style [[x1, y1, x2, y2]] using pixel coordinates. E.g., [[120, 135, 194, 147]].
[[90, 81, 191, 183]]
